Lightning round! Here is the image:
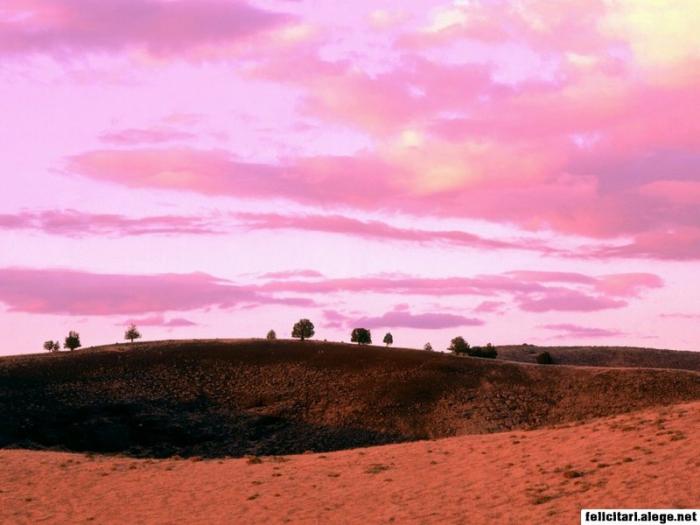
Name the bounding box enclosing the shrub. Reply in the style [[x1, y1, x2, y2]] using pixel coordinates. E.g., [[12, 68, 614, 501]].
[[266, 329, 277, 341], [448, 336, 469, 355], [424, 342, 434, 352], [468, 343, 497, 359], [124, 324, 141, 343], [383, 332, 393, 347], [64, 331, 81, 351], [536, 351, 554, 365], [351, 328, 372, 345], [292, 319, 315, 341], [43, 340, 60, 353]]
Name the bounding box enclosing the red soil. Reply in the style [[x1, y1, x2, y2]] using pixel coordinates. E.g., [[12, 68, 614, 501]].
[[2, 400, 699, 524]]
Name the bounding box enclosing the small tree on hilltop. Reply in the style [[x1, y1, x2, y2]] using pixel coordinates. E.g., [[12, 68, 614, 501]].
[[383, 332, 393, 347], [292, 319, 315, 341], [468, 343, 498, 359], [536, 351, 553, 365], [64, 331, 81, 352], [424, 342, 434, 352], [351, 328, 372, 345], [124, 324, 141, 343], [448, 336, 469, 355], [266, 329, 277, 341], [43, 340, 60, 353]]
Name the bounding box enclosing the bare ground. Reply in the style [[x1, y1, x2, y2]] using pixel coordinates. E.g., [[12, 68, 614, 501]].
[[1, 340, 699, 457], [1, 400, 699, 524]]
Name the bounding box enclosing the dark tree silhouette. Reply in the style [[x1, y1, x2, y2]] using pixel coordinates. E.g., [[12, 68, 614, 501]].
[[64, 331, 81, 351], [351, 328, 372, 345], [424, 342, 434, 352], [292, 319, 315, 341], [383, 332, 393, 347], [125, 324, 141, 343], [448, 336, 469, 355], [43, 340, 60, 353], [536, 351, 554, 364], [468, 343, 498, 359], [266, 329, 277, 341]]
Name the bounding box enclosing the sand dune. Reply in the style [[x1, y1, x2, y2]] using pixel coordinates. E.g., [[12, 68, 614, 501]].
[[2, 400, 699, 524]]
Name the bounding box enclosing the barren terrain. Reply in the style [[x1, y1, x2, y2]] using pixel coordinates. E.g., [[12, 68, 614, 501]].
[[2, 400, 699, 524], [2, 340, 700, 457]]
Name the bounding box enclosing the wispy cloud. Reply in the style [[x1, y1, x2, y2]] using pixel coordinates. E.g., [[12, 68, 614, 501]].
[[540, 323, 624, 339]]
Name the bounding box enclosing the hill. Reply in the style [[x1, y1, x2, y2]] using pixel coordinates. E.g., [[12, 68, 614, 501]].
[[497, 344, 700, 371], [2, 400, 700, 524], [1, 339, 699, 458]]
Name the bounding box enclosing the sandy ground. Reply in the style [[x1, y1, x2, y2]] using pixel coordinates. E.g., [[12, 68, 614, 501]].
[[1, 401, 699, 525]]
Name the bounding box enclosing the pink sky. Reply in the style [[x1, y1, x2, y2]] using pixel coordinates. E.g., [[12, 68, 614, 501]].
[[1, 0, 699, 355]]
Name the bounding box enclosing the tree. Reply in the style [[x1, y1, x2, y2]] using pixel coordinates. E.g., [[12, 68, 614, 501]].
[[64, 331, 81, 351], [383, 332, 393, 347], [43, 340, 59, 353], [124, 324, 141, 343], [266, 329, 277, 341], [448, 336, 470, 355], [292, 319, 315, 341], [424, 342, 434, 352], [468, 343, 498, 359], [536, 351, 553, 365], [351, 328, 372, 345]]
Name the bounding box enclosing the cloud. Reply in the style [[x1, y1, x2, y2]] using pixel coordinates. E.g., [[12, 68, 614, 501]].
[[260, 270, 661, 313], [66, 142, 700, 261], [0, 266, 661, 321], [517, 288, 627, 313], [324, 305, 483, 330], [540, 323, 624, 339], [119, 315, 197, 327], [660, 312, 700, 320], [0, 209, 220, 237], [235, 212, 559, 254], [0, 267, 313, 315], [587, 227, 700, 261], [99, 127, 196, 145], [355, 310, 483, 330], [473, 300, 506, 314], [0, 0, 291, 59], [259, 269, 324, 280]]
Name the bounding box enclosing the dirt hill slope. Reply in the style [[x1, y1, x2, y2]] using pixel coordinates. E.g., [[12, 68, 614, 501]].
[[497, 344, 700, 371], [2, 400, 699, 524], [1, 339, 699, 458]]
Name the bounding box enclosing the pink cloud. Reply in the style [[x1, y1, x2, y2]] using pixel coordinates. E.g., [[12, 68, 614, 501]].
[[0, 210, 220, 237], [639, 180, 700, 206], [119, 315, 197, 327], [508, 271, 663, 296], [65, 141, 700, 261], [355, 310, 483, 330], [260, 270, 660, 313], [589, 227, 700, 261], [0, 0, 291, 58], [65, 144, 700, 261], [594, 273, 664, 297], [517, 288, 627, 313], [541, 323, 623, 339], [660, 313, 700, 320], [473, 300, 506, 314], [259, 269, 324, 280], [99, 127, 196, 145], [324, 306, 483, 330], [236, 212, 558, 254], [0, 267, 313, 315]]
